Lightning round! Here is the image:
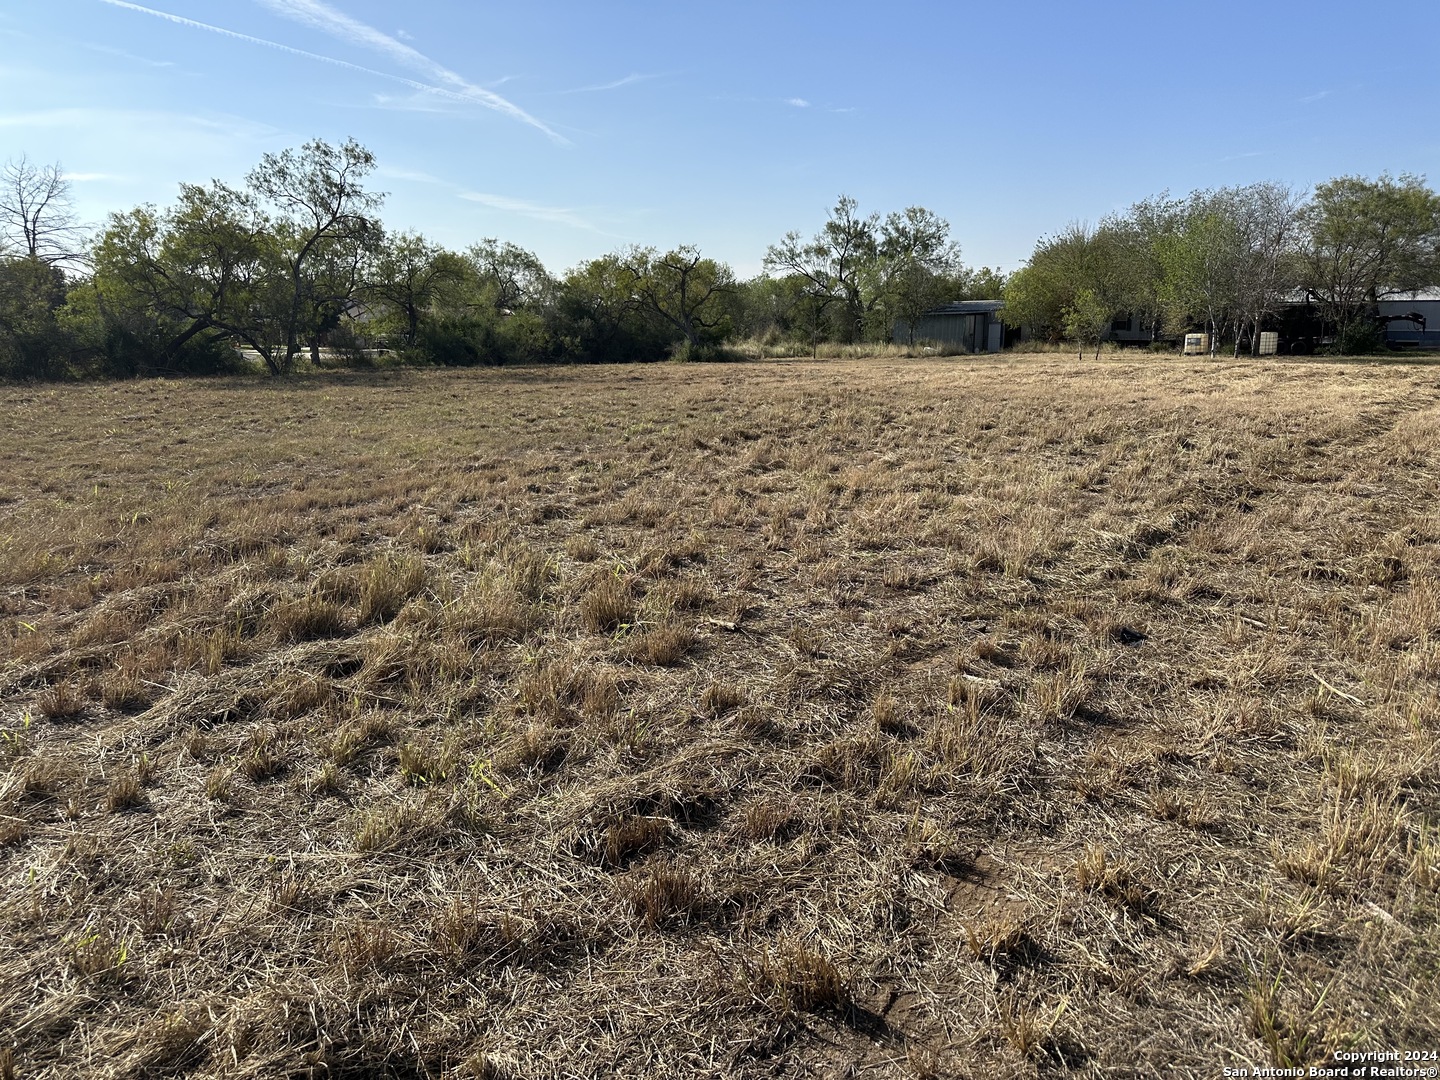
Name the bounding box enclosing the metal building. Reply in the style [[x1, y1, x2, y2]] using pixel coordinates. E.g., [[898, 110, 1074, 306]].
[[893, 300, 1005, 353], [1378, 289, 1440, 348]]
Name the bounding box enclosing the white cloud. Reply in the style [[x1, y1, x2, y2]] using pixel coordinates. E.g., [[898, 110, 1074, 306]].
[[459, 190, 597, 232], [377, 165, 444, 185], [0, 107, 281, 222], [0, 107, 277, 142], [786, 97, 810, 108], [81, 41, 176, 68], [365, 92, 463, 115], [556, 73, 659, 95], [253, 0, 564, 142]]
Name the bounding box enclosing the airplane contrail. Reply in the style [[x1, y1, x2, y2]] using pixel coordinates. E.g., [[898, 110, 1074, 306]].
[[253, 0, 563, 142], [95, 0, 565, 143]]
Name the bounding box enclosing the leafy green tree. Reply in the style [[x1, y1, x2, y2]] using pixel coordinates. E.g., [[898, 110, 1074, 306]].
[[873, 207, 962, 345], [0, 157, 86, 378], [83, 139, 384, 375], [1227, 182, 1303, 355], [729, 275, 799, 343], [364, 232, 465, 348], [1004, 223, 1129, 351], [952, 265, 1008, 302], [292, 216, 382, 366], [557, 255, 671, 363], [882, 261, 951, 346], [618, 245, 735, 356], [1062, 287, 1112, 360], [764, 195, 878, 343], [1151, 185, 1303, 356], [1004, 186, 1300, 357], [245, 138, 385, 373], [996, 264, 1050, 340], [1156, 203, 1242, 355], [1097, 195, 1184, 343], [397, 238, 558, 366], [732, 273, 838, 355], [87, 183, 276, 370], [760, 271, 838, 356], [0, 256, 70, 378], [464, 239, 555, 314], [1300, 173, 1440, 340]]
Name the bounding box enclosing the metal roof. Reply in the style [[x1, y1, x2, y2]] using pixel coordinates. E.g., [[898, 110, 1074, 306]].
[[1278, 288, 1440, 305], [920, 300, 1004, 316], [1378, 289, 1440, 303]]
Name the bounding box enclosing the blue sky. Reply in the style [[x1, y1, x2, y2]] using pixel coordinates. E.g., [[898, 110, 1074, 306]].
[[2, 0, 1436, 278]]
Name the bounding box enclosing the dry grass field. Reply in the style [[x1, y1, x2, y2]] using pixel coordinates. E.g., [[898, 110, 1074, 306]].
[[1, 354, 1437, 1079]]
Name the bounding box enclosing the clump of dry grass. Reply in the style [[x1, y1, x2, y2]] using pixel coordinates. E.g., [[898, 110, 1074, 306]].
[[738, 796, 798, 842], [600, 814, 670, 867], [268, 592, 347, 643], [496, 723, 566, 774], [357, 552, 428, 624], [1148, 785, 1218, 830], [699, 682, 746, 717], [996, 989, 1069, 1061], [203, 765, 231, 801], [36, 681, 85, 721], [1274, 788, 1411, 893], [626, 864, 705, 928], [98, 656, 155, 711], [565, 534, 600, 562], [965, 911, 1033, 967], [237, 724, 286, 781], [629, 623, 699, 666], [579, 576, 634, 632], [1075, 843, 1159, 915], [397, 736, 460, 785], [743, 939, 851, 1016], [515, 657, 617, 724], [103, 770, 146, 813], [448, 581, 535, 645]]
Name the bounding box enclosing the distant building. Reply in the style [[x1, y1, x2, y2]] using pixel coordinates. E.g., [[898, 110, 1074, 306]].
[[1377, 290, 1440, 348], [1104, 291, 1440, 352], [1271, 290, 1440, 353], [893, 300, 1005, 353], [1106, 313, 1165, 346], [895, 291, 1440, 354]]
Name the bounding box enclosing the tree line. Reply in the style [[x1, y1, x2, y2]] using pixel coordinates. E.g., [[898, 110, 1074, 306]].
[[1004, 176, 1440, 357], [2, 137, 1437, 379], [0, 138, 1008, 379]]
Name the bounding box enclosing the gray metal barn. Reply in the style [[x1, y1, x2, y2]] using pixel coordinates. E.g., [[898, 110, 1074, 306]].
[[893, 300, 1004, 353]]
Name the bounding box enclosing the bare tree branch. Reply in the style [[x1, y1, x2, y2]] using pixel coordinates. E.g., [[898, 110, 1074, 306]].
[[0, 156, 87, 267]]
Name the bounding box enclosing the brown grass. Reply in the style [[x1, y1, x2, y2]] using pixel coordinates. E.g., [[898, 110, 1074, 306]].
[[1, 355, 1438, 1077]]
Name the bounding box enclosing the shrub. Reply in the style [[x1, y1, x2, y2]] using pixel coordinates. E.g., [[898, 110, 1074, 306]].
[[414, 315, 500, 367], [669, 340, 747, 363], [325, 320, 377, 368], [1334, 320, 1384, 356]]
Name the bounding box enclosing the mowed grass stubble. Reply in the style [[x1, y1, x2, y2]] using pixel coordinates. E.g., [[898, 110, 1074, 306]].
[[0, 355, 1437, 1078]]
